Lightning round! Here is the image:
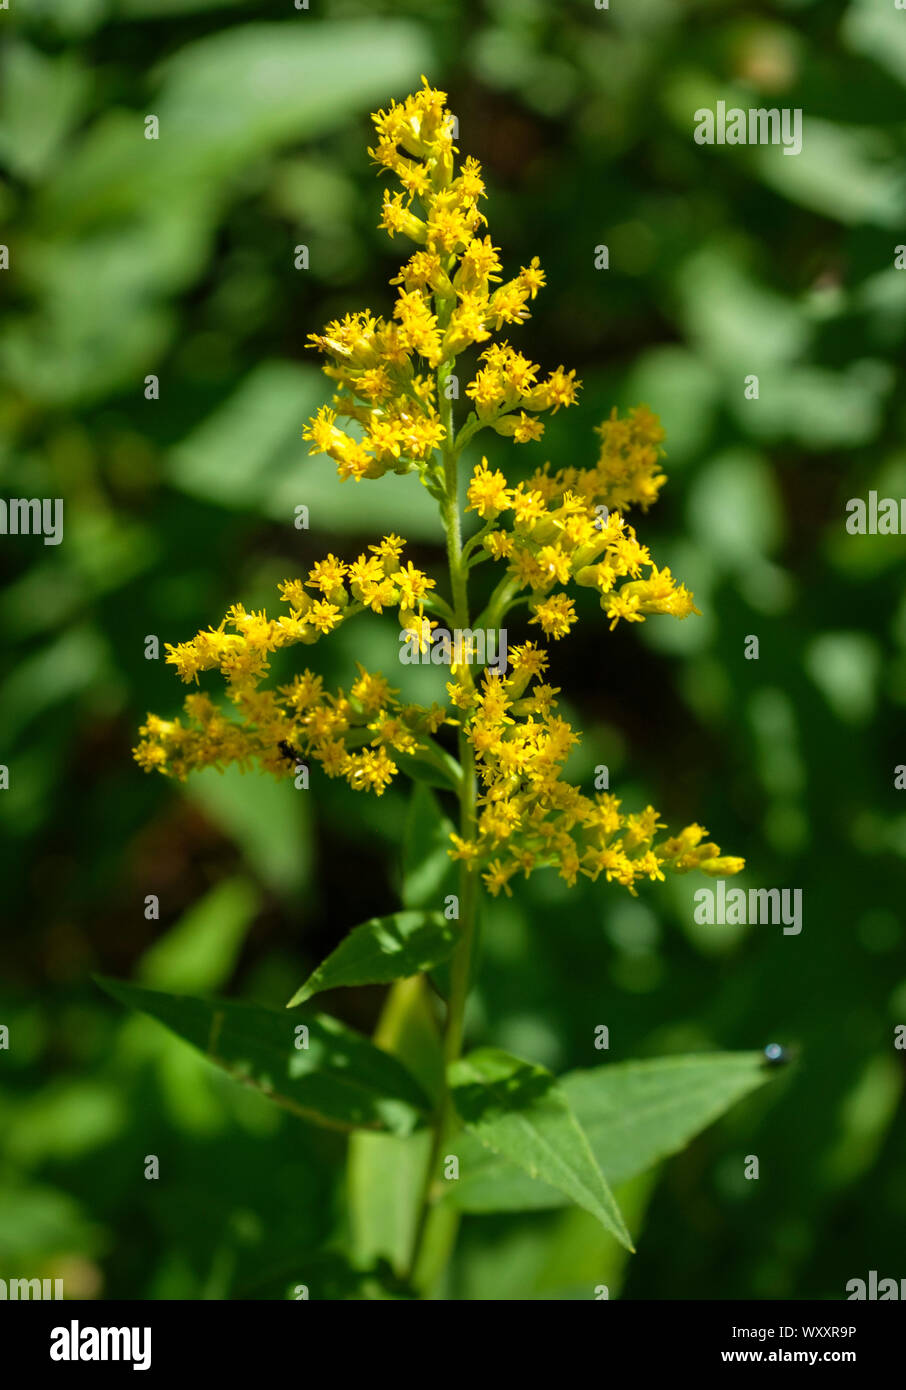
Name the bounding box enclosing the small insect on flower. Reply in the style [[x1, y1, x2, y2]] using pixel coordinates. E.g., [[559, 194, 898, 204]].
[[278, 739, 304, 767]]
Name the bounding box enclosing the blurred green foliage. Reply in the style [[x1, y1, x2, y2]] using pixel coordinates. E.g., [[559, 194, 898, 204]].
[[1, 0, 905, 1299]]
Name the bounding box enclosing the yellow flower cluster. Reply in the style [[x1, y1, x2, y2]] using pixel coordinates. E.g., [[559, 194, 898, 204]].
[[446, 647, 744, 895], [303, 79, 579, 485], [465, 419, 698, 636], [134, 538, 445, 795], [135, 80, 744, 903], [536, 404, 668, 513], [302, 321, 445, 482], [465, 343, 579, 437]]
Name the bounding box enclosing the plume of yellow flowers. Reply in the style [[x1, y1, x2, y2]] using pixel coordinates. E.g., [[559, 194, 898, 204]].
[[135, 536, 448, 796], [301, 79, 575, 493], [448, 645, 741, 897], [135, 77, 744, 898]]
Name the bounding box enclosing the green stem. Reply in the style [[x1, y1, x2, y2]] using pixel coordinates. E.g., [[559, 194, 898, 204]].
[[474, 573, 520, 631], [444, 738, 478, 1073], [438, 371, 469, 627], [404, 364, 481, 1297], [421, 591, 457, 626], [400, 739, 464, 793], [461, 520, 495, 566], [405, 739, 477, 1296]]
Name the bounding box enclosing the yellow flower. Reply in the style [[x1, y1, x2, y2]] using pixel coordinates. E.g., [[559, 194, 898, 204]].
[[482, 859, 519, 897], [449, 833, 481, 863], [351, 666, 397, 715], [529, 594, 578, 640], [369, 533, 406, 570], [466, 459, 512, 519], [399, 608, 436, 657], [307, 600, 343, 634], [493, 411, 545, 443], [307, 555, 348, 598], [395, 560, 436, 608], [343, 746, 398, 796], [446, 678, 476, 712], [446, 664, 744, 897], [138, 82, 743, 904]]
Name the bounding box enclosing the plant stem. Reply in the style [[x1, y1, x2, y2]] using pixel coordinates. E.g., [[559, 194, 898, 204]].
[[438, 369, 469, 630], [475, 572, 519, 631], [404, 365, 480, 1296]]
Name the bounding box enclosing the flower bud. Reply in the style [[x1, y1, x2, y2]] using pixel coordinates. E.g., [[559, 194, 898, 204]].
[[698, 856, 746, 877]]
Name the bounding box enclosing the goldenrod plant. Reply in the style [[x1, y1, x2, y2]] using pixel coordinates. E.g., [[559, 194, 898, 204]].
[[109, 81, 772, 1299]]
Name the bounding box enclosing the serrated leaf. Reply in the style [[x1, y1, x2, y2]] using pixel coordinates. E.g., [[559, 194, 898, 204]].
[[287, 910, 458, 1008], [449, 1051, 772, 1213], [448, 1048, 633, 1250], [96, 977, 430, 1136]]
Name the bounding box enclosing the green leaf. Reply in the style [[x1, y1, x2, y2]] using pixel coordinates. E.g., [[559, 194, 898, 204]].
[[287, 910, 458, 1008], [401, 785, 457, 912], [0, 42, 90, 182], [449, 1051, 772, 1213], [189, 765, 311, 898], [687, 450, 783, 566], [96, 978, 430, 1136], [0, 626, 113, 743], [11, 22, 432, 405], [348, 976, 444, 1275], [153, 20, 431, 174], [137, 877, 259, 993], [448, 1048, 633, 1250], [756, 119, 906, 229], [0, 1183, 102, 1265], [843, 0, 906, 87], [166, 360, 443, 538], [391, 747, 462, 792], [38, 22, 433, 226]]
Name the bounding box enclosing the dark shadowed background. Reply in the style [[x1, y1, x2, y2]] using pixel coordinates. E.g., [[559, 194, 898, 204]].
[[1, 0, 905, 1299]]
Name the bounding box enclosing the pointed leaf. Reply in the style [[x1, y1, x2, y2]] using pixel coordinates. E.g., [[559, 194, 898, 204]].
[[287, 910, 457, 1008], [448, 1048, 633, 1250], [96, 977, 430, 1136], [449, 1051, 773, 1212]]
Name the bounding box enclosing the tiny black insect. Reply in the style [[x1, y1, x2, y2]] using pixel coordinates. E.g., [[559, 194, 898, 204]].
[[763, 1042, 791, 1067], [278, 739, 303, 765]]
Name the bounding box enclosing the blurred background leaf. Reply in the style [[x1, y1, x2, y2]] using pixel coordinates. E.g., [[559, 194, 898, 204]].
[[1, 0, 905, 1301]]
